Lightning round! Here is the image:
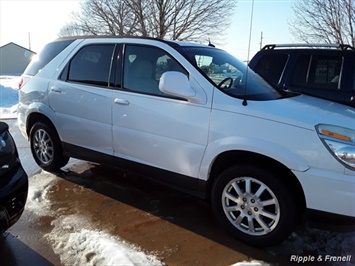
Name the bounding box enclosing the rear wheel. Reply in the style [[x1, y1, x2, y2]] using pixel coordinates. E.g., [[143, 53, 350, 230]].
[[30, 122, 69, 171], [211, 165, 298, 246]]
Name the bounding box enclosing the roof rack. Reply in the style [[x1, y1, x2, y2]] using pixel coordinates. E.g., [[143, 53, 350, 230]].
[[262, 43, 354, 51]]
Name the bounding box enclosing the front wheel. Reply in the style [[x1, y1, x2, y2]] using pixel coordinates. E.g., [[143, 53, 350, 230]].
[[211, 165, 298, 246], [30, 122, 69, 171]]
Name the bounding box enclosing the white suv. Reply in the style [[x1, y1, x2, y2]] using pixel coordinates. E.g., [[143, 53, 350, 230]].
[[18, 37, 355, 246]]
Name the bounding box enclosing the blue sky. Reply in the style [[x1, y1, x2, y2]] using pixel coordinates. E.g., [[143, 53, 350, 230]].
[[0, 0, 294, 61], [226, 0, 294, 60]]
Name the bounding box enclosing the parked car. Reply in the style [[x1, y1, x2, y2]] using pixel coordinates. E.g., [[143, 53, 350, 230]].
[[0, 122, 28, 233], [249, 43, 355, 107], [18, 37, 355, 246]]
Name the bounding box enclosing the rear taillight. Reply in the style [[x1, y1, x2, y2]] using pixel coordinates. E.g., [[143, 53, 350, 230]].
[[18, 78, 24, 89], [18, 76, 30, 89]]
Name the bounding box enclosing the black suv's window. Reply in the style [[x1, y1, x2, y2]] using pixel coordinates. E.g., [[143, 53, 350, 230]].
[[123, 45, 187, 95], [254, 54, 288, 84], [61, 44, 115, 87], [291, 55, 342, 90], [25, 39, 74, 76]]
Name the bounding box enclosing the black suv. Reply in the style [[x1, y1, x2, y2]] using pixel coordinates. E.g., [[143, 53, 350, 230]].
[[249, 44, 355, 107], [0, 122, 28, 233]]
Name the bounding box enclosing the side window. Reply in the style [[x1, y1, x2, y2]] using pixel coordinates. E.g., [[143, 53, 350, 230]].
[[290, 55, 310, 88], [123, 45, 187, 96], [61, 44, 115, 87], [254, 54, 288, 84], [308, 55, 342, 89], [25, 39, 74, 76], [291, 55, 342, 90]]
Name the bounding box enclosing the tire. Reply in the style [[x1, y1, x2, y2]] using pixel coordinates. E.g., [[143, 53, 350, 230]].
[[211, 165, 298, 246], [29, 122, 69, 171]]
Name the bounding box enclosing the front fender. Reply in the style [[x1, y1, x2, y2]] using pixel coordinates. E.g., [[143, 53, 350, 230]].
[[199, 136, 310, 181]]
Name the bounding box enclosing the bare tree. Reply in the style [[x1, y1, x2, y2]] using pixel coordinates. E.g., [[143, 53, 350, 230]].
[[289, 0, 355, 46], [59, 0, 137, 37], [59, 0, 237, 42]]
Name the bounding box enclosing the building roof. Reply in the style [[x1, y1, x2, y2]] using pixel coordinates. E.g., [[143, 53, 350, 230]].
[[0, 42, 36, 54]]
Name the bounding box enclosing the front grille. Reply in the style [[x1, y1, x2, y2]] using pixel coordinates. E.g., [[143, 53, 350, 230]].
[[4, 192, 26, 218]]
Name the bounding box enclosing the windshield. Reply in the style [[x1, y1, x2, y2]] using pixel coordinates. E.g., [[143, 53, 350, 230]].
[[178, 46, 281, 100]]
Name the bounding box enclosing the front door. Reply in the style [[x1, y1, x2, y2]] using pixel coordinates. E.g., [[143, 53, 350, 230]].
[[112, 44, 210, 179]]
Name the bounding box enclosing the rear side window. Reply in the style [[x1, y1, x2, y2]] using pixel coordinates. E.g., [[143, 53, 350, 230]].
[[61, 44, 115, 87], [291, 55, 343, 90], [254, 54, 288, 84], [25, 39, 74, 76]]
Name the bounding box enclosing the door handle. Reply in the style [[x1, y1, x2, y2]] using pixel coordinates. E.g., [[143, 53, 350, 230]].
[[50, 86, 63, 93], [114, 98, 130, 105]]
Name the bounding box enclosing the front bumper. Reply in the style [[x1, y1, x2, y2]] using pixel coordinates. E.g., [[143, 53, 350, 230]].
[[0, 163, 28, 232], [294, 167, 355, 222]]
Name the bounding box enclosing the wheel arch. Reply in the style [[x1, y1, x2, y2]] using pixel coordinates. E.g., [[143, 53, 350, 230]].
[[207, 150, 307, 220], [27, 112, 69, 171], [26, 112, 57, 138]]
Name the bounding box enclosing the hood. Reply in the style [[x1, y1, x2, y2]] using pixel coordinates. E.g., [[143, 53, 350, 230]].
[[246, 95, 355, 131]]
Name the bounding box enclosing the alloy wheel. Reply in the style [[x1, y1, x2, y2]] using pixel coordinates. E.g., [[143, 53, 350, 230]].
[[33, 128, 54, 165], [221, 176, 280, 236]]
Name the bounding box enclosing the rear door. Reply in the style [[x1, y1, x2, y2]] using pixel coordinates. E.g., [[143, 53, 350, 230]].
[[49, 43, 116, 156]]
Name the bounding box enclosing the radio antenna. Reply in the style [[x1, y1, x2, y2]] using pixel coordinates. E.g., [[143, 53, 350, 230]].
[[243, 0, 255, 106]]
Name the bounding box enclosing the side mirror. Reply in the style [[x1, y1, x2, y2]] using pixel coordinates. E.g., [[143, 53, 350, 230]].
[[159, 71, 196, 99]]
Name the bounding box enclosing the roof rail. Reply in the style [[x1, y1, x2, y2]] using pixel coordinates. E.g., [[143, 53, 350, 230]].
[[261, 43, 354, 51]]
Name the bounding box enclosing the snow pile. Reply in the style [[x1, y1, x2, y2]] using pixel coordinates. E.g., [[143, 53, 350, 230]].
[[26, 171, 163, 266], [0, 76, 20, 119], [26, 172, 57, 216], [232, 261, 270, 266], [277, 227, 355, 266], [48, 215, 162, 266]]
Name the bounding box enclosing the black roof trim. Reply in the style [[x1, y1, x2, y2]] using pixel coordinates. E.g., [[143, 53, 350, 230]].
[[261, 43, 354, 51]]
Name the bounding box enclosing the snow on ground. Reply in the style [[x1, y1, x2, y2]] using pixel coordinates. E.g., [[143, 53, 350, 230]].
[[27, 172, 272, 266], [232, 261, 270, 266], [27, 172, 164, 266], [27, 172, 355, 266], [0, 76, 20, 119]]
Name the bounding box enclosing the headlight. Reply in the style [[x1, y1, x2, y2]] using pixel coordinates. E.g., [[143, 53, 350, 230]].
[[316, 124, 355, 170]]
